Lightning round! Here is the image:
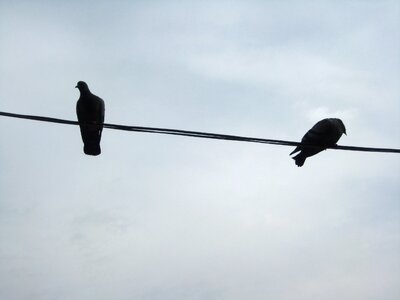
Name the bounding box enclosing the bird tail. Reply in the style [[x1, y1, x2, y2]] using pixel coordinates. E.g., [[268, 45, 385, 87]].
[[290, 146, 300, 155], [84, 142, 101, 156], [292, 153, 306, 167], [80, 125, 102, 156]]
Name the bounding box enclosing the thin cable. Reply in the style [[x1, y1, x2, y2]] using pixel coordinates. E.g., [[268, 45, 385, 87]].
[[1, 111, 399, 153]]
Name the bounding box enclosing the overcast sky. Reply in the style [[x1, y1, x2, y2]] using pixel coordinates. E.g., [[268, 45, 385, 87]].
[[0, 1, 399, 299]]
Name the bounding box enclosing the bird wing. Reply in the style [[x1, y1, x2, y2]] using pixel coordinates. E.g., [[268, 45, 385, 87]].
[[96, 97, 105, 138], [77, 95, 104, 123], [290, 119, 333, 155], [301, 119, 335, 146], [289, 146, 301, 155]]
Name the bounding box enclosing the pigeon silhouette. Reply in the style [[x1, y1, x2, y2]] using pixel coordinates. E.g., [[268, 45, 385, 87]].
[[290, 118, 346, 167], [76, 81, 105, 156]]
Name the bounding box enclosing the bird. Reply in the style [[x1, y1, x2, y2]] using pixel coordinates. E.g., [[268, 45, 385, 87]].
[[290, 118, 346, 167], [76, 81, 105, 156]]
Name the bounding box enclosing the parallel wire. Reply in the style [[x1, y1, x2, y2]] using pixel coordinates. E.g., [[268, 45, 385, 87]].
[[1, 111, 399, 153]]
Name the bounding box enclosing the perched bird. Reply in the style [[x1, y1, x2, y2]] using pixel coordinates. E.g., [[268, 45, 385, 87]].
[[290, 118, 346, 167], [76, 81, 105, 156]]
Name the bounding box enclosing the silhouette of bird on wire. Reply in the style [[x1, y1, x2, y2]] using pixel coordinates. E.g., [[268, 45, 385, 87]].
[[290, 118, 346, 167], [76, 81, 105, 156]]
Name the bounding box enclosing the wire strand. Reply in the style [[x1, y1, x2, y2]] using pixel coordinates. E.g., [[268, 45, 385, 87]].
[[1, 111, 399, 153]]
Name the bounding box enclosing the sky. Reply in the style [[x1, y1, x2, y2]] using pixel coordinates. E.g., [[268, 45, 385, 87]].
[[0, 1, 399, 299]]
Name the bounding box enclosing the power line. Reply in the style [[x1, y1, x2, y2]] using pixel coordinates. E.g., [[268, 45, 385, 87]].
[[1, 110, 399, 154]]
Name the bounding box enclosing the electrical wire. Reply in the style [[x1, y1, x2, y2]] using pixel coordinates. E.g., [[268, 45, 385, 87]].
[[1, 111, 399, 153]]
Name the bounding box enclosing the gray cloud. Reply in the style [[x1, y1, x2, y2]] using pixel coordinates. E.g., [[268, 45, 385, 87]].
[[0, 1, 399, 300]]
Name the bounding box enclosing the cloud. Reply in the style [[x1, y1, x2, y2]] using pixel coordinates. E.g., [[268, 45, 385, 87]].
[[305, 106, 358, 122], [0, 1, 399, 300]]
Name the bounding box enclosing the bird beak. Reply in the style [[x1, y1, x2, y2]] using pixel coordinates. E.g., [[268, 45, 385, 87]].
[[75, 85, 78, 88]]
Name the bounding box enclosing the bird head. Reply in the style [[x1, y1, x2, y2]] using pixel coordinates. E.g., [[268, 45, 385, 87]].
[[75, 81, 90, 92], [336, 119, 347, 135]]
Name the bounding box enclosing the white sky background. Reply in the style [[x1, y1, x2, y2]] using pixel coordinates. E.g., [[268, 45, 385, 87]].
[[0, 1, 399, 299]]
